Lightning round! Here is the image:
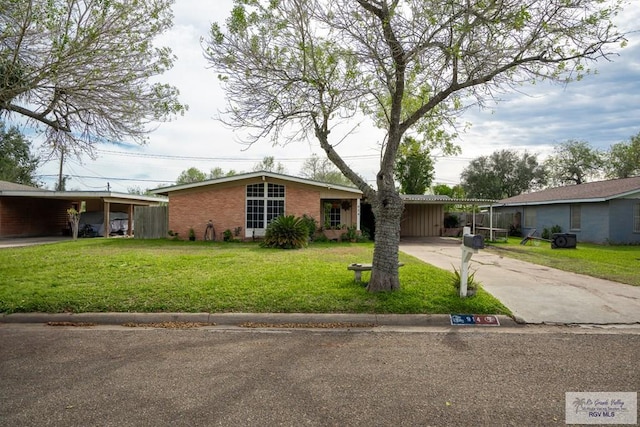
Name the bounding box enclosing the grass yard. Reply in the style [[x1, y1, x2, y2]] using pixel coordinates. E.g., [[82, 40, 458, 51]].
[[487, 237, 640, 286], [0, 239, 510, 315]]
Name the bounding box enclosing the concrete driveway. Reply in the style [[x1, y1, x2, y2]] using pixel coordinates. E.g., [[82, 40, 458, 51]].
[[0, 236, 71, 248], [400, 237, 640, 325]]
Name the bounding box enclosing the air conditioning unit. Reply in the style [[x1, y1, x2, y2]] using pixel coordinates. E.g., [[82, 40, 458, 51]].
[[551, 233, 577, 249]]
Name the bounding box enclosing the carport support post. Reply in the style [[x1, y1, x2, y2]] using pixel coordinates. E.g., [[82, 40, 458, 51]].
[[127, 204, 134, 237], [103, 201, 110, 238]]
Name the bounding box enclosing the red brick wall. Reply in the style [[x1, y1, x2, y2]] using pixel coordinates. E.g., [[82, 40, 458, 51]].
[[0, 197, 70, 237], [168, 186, 245, 241], [168, 181, 326, 241], [285, 185, 321, 222]]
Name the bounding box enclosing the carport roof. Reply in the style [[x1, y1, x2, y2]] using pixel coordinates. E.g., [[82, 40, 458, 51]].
[[401, 194, 497, 204], [0, 181, 167, 204], [0, 181, 43, 191]]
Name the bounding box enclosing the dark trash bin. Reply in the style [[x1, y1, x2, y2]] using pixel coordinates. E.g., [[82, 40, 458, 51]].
[[551, 233, 577, 249]]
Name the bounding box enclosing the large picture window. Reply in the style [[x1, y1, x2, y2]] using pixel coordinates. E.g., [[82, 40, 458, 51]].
[[246, 183, 285, 235], [634, 203, 640, 233]]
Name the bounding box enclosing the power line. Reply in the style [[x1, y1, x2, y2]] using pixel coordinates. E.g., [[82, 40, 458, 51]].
[[96, 149, 382, 162], [95, 148, 475, 163], [38, 174, 174, 184]]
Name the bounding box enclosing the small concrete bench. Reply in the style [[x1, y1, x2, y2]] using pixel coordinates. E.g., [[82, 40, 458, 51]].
[[347, 263, 404, 282]]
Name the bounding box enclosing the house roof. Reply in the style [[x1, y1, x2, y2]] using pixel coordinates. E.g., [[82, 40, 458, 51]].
[[401, 194, 497, 205], [497, 176, 640, 206], [150, 171, 363, 196], [0, 180, 46, 191], [0, 180, 167, 204]]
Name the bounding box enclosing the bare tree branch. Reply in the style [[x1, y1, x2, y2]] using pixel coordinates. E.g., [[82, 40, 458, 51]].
[[0, 0, 187, 157]]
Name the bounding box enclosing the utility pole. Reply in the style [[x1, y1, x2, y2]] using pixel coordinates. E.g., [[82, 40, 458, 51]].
[[57, 146, 65, 191]]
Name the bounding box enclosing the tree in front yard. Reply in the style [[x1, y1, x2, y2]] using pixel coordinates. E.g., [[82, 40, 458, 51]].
[[204, 0, 627, 291]]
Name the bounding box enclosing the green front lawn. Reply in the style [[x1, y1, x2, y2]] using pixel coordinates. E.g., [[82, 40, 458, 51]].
[[0, 239, 509, 315], [487, 237, 640, 286]]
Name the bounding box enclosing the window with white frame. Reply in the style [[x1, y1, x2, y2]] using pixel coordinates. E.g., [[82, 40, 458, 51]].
[[634, 203, 640, 233], [246, 183, 285, 234], [570, 204, 581, 230], [328, 205, 341, 228]]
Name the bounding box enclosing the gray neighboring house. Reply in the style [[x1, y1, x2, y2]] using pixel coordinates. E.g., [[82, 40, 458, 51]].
[[494, 176, 640, 244]]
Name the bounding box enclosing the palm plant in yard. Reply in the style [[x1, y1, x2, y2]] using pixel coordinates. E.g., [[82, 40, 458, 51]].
[[262, 215, 309, 249]]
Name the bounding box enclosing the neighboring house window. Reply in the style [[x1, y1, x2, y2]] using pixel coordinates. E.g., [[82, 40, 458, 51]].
[[246, 183, 285, 232], [634, 203, 640, 233], [524, 207, 536, 229], [570, 204, 581, 230]]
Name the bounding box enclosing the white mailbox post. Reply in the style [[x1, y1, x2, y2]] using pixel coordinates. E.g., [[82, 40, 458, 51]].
[[460, 226, 484, 298]]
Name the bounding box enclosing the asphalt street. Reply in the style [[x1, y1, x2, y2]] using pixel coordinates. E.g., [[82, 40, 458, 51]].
[[1, 324, 638, 426]]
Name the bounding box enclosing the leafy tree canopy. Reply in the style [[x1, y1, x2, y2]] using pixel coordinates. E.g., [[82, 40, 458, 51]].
[[433, 184, 465, 199], [300, 154, 353, 186], [127, 186, 148, 195], [461, 149, 547, 199], [209, 167, 238, 179], [205, 0, 626, 291], [0, 0, 187, 159], [176, 167, 207, 185], [394, 136, 435, 194], [0, 122, 39, 186], [176, 166, 238, 185], [605, 132, 640, 179], [253, 156, 286, 174], [545, 140, 604, 185]]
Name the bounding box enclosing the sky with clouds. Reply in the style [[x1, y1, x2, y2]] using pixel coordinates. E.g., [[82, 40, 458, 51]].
[[14, 0, 640, 192]]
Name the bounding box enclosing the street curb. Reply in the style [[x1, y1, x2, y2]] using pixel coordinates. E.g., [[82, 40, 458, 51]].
[[0, 312, 521, 328]]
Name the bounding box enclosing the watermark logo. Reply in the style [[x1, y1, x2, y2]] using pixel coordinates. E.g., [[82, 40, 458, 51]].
[[566, 392, 637, 425]]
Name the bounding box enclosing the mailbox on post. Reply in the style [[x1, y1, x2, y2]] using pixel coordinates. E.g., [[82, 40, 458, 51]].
[[463, 234, 485, 250], [459, 230, 484, 298]]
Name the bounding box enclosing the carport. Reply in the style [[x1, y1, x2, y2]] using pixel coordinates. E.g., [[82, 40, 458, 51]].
[[399, 195, 499, 238], [0, 181, 167, 238]]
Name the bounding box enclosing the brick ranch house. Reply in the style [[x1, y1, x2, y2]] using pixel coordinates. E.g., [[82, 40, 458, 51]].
[[150, 171, 363, 241], [150, 171, 500, 241]]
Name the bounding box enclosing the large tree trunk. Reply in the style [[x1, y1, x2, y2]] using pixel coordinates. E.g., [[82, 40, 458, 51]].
[[366, 189, 404, 292]]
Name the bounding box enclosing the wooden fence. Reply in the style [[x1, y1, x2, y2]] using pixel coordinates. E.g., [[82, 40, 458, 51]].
[[134, 205, 168, 239]]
